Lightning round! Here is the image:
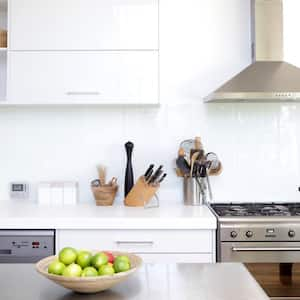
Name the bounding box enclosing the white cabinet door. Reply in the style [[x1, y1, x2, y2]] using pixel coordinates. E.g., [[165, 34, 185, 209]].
[[57, 229, 215, 263], [9, 0, 158, 50], [7, 51, 159, 104]]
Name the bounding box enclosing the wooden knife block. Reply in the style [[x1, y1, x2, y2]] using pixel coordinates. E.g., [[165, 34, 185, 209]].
[[124, 176, 159, 207]]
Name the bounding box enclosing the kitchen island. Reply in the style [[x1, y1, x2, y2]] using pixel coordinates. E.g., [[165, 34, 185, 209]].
[[0, 263, 268, 300]]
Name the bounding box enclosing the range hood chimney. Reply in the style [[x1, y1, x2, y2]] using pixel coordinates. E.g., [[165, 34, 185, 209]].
[[205, 0, 300, 102]]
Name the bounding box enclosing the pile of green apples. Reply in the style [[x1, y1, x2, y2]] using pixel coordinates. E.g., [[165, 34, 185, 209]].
[[48, 247, 131, 277]]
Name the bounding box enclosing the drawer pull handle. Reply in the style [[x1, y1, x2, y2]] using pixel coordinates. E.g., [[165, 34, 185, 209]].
[[115, 241, 154, 246], [66, 91, 101, 96]]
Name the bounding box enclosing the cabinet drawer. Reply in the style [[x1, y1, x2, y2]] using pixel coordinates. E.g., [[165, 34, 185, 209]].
[[9, 0, 158, 50], [57, 229, 213, 254], [7, 51, 159, 104]]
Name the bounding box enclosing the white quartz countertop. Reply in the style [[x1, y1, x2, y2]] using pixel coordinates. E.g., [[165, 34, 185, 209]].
[[0, 202, 216, 230]]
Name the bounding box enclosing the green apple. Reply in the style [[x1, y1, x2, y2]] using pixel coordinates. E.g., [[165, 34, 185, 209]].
[[81, 266, 98, 277], [114, 255, 130, 264], [91, 252, 108, 268], [59, 247, 77, 265], [62, 263, 82, 277], [98, 264, 115, 276], [48, 260, 66, 275], [113, 260, 130, 273], [76, 251, 92, 268]]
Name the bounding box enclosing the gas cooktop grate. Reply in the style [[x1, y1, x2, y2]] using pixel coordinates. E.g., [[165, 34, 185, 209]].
[[211, 203, 300, 217]]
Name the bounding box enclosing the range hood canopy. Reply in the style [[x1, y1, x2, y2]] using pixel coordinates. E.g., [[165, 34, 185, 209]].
[[205, 0, 300, 102]]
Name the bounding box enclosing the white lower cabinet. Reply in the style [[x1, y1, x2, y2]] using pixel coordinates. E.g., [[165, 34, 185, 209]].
[[57, 229, 215, 263], [7, 51, 159, 104]]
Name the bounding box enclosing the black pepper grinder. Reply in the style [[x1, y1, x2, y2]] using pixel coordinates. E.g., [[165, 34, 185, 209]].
[[124, 141, 134, 197]]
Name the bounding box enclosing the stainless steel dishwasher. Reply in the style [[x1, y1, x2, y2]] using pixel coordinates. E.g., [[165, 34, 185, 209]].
[[0, 230, 55, 263]]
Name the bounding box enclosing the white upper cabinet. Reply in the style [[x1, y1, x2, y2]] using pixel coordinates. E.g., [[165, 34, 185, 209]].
[[9, 0, 158, 50], [8, 51, 159, 104]]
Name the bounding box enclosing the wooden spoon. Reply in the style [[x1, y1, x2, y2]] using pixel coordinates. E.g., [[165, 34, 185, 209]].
[[97, 165, 106, 186]]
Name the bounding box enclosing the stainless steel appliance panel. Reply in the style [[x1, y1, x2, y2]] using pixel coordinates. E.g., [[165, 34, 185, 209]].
[[0, 230, 55, 263]]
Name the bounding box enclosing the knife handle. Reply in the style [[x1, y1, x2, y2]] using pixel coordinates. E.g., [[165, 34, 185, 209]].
[[144, 164, 154, 178], [158, 173, 167, 184], [145, 169, 154, 182]]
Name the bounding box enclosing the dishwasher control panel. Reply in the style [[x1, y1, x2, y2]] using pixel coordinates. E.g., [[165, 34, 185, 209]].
[[0, 230, 55, 263]]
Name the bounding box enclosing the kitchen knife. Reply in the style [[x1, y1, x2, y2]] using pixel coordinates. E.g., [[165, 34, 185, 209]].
[[145, 169, 154, 182], [148, 166, 163, 184], [157, 173, 167, 184], [148, 165, 163, 184], [144, 164, 154, 178]]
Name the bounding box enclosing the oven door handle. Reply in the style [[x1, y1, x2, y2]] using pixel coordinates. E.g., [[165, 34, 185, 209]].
[[232, 246, 300, 252]]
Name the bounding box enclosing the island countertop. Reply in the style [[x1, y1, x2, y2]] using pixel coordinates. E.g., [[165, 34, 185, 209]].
[[0, 263, 268, 300], [0, 201, 216, 229]]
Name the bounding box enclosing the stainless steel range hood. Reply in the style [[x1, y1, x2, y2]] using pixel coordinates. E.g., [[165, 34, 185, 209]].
[[205, 0, 300, 103]]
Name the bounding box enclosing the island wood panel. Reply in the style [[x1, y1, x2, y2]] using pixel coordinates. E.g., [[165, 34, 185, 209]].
[[245, 263, 300, 298]]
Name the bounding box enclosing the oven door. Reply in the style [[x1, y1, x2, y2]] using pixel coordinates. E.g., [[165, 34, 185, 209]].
[[220, 242, 300, 263], [221, 242, 300, 300]]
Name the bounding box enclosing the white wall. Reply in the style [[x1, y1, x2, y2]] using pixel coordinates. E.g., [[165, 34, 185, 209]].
[[1, 0, 300, 204]]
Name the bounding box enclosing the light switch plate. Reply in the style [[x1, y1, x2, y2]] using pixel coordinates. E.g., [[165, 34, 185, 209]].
[[10, 182, 29, 200]]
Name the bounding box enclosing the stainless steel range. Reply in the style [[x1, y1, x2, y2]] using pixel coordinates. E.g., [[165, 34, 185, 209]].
[[210, 202, 300, 300]]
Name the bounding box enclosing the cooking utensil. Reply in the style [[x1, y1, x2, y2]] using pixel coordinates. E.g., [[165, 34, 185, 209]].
[[145, 169, 154, 182], [206, 152, 219, 169], [144, 164, 154, 178], [157, 173, 167, 184], [150, 170, 163, 185], [124, 141, 134, 197], [176, 148, 190, 176], [175, 168, 184, 177], [190, 137, 204, 159], [206, 152, 223, 176], [97, 165, 106, 185], [206, 172, 213, 201], [148, 165, 163, 184], [179, 139, 194, 163], [190, 151, 200, 177], [109, 177, 118, 187]]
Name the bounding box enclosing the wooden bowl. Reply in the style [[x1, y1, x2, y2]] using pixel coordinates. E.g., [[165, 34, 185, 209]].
[[36, 251, 142, 294]]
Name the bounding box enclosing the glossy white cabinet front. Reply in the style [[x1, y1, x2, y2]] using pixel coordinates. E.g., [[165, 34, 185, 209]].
[[9, 0, 158, 50], [8, 51, 159, 104], [57, 229, 215, 263]]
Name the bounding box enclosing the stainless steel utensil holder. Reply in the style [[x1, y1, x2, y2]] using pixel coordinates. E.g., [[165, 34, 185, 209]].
[[183, 177, 202, 205]]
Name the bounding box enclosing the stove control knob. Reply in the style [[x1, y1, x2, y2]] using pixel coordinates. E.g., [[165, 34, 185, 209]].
[[230, 231, 237, 238], [288, 230, 295, 238], [246, 231, 253, 238]]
